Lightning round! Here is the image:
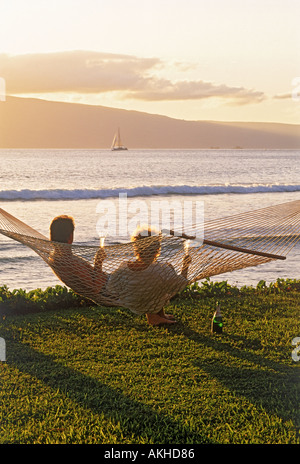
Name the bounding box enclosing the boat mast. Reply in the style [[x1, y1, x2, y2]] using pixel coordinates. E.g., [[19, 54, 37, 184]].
[[117, 127, 124, 147]]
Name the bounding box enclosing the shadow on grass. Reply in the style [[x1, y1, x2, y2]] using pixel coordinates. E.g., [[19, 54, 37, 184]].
[[174, 322, 300, 430], [6, 337, 212, 444]]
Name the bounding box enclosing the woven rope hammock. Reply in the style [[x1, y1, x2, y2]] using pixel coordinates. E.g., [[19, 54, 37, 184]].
[[0, 200, 300, 316]]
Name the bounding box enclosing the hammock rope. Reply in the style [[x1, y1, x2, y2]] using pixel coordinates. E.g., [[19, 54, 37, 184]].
[[0, 200, 300, 315]]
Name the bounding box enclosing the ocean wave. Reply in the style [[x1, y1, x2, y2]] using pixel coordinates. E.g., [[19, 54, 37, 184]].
[[0, 184, 300, 201], [0, 255, 37, 264]]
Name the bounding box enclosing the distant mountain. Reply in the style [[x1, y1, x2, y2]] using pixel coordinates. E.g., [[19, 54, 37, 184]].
[[0, 96, 299, 149]]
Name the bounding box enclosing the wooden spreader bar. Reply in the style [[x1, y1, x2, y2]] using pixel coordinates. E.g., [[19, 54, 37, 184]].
[[167, 230, 286, 261]]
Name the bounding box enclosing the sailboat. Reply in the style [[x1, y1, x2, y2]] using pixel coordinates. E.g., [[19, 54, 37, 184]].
[[111, 128, 128, 151]]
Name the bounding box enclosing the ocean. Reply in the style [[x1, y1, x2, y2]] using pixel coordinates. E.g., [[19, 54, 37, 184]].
[[0, 148, 299, 290]]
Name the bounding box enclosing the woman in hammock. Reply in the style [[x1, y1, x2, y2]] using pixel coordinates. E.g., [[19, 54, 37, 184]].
[[106, 226, 192, 326]]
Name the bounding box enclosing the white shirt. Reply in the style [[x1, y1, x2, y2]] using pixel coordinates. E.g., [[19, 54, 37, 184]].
[[106, 261, 188, 315]]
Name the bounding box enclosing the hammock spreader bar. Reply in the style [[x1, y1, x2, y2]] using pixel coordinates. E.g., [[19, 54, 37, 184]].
[[167, 230, 286, 261], [203, 239, 286, 260]]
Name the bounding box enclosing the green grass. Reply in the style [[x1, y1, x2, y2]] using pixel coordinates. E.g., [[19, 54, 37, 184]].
[[0, 280, 299, 444]]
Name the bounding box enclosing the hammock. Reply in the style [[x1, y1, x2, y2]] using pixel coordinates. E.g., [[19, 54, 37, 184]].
[[0, 200, 300, 315]]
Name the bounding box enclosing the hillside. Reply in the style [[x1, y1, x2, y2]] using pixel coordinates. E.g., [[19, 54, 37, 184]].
[[0, 96, 299, 149]]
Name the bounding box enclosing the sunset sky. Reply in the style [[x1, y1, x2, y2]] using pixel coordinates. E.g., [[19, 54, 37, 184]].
[[1, 0, 300, 124]]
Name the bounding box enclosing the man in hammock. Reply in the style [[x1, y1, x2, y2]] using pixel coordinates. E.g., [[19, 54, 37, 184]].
[[49, 215, 107, 299], [106, 226, 192, 326]]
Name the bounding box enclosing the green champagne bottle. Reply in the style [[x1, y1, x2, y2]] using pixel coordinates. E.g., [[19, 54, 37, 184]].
[[211, 302, 223, 334]]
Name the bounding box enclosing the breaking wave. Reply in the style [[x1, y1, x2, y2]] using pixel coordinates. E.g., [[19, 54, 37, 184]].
[[1, 183, 300, 201]]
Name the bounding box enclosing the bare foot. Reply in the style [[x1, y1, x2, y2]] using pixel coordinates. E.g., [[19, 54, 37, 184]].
[[146, 313, 176, 326], [164, 314, 175, 320], [157, 309, 175, 320]]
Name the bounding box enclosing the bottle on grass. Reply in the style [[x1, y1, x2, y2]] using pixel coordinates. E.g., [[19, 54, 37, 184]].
[[211, 301, 223, 334]]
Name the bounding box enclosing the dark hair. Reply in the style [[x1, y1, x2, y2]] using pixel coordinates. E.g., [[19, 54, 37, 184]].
[[50, 215, 75, 243]]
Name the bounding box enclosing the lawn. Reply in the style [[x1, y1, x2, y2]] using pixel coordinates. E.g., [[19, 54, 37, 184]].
[[0, 280, 299, 444]]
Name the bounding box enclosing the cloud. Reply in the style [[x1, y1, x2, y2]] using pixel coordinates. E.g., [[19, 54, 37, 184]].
[[0, 50, 159, 93], [126, 78, 265, 104], [0, 50, 265, 104], [273, 93, 292, 100]]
